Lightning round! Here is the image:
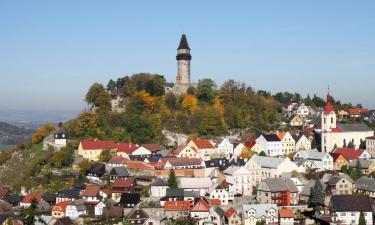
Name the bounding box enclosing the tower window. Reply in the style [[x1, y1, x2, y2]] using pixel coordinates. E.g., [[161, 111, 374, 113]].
[[331, 117, 333, 123]]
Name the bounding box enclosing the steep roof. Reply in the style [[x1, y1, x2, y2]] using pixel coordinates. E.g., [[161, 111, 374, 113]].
[[193, 140, 215, 149], [251, 155, 285, 169], [22, 193, 42, 203], [119, 193, 140, 205], [81, 185, 100, 197], [112, 178, 134, 189], [191, 198, 210, 212], [334, 148, 365, 160], [262, 134, 281, 142], [225, 207, 240, 219], [242, 204, 278, 219], [80, 140, 116, 150], [53, 200, 72, 212], [177, 34, 190, 50], [336, 123, 373, 132], [179, 178, 212, 189], [356, 177, 375, 191], [88, 162, 105, 176], [116, 143, 139, 154], [151, 178, 168, 187], [331, 195, 373, 212], [259, 178, 298, 193], [110, 167, 129, 177], [164, 200, 191, 211], [142, 144, 161, 152]]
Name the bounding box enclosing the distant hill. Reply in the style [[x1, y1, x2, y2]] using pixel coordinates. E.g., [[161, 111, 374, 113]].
[[0, 121, 34, 151]]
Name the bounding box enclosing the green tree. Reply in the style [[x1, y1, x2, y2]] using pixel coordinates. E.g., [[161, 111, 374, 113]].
[[167, 216, 196, 225], [256, 221, 266, 225], [85, 83, 107, 108], [99, 149, 115, 162], [167, 169, 178, 188], [308, 179, 324, 208], [20, 199, 46, 225], [358, 211, 366, 225], [359, 139, 366, 149], [259, 151, 266, 156], [347, 140, 355, 149], [165, 92, 178, 110], [352, 160, 363, 180], [197, 79, 216, 104]]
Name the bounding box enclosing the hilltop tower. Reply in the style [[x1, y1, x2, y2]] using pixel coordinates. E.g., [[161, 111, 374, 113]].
[[176, 34, 191, 84]]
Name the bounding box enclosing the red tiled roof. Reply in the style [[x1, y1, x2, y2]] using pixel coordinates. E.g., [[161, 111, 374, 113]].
[[23, 193, 42, 203], [164, 200, 191, 211], [279, 208, 294, 218], [116, 143, 139, 154], [348, 108, 369, 115], [210, 199, 221, 206], [244, 142, 255, 149], [193, 140, 215, 149], [142, 144, 161, 152], [334, 148, 365, 160], [80, 140, 116, 150], [53, 200, 72, 212], [325, 92, 334, 114], [225, 207, 240, 219], [332, 127, 342, 132], [81, 184, 100, 197], [112, 178, 134, 188], [157, 157, 202, 169], [191, 198, 210, 212], [109, 155, 128, 164]]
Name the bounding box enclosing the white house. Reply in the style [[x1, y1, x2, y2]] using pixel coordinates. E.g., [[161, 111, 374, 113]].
[[242, 204, 278, 225], [297, 103, 309, 118], [294, 158, 318, 173], [223, 166, 252, 196], [294, 150, 333, 171], [256, 134, 282, 156], [294, 134, 312, 150], [94, 201, 106, 216], [209, 180, 234, 205], [277, 132, 296, 155], [150, 178, 169, 198], [216, 138, 234, 158], [179, 177, 213, 197], [331, 195, 373, 225], [245, 155, 299, 185], [366, 136, 375, 157], [65, 199, 86, 219], [233, 143, 246, 159], [187, 140, 216, 161]]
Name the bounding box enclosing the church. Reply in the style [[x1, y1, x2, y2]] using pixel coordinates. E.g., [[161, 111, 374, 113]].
[[321, 91, 374, 152], [165, 34, 195, 94]]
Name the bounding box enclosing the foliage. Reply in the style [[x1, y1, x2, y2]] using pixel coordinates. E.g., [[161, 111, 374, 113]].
[[50, 148, 74, 168], [308, 179, 324, 208], [197, 79, 216, 104], [20, 199, 46, 225], [167, 216, 197, 225], [140, 186, 150, 197], [167, 169, 178, 188], [31, 123, 55, 144], [85, 83, 111, 109], [99, 149, 115, 162], [255, 221, 266, 225], [77, 159, 93, 175], [258, 151, 266, 156], [240, 147, 253, 159], [182, 94, 198, 114], [358, 211, 366, 225]]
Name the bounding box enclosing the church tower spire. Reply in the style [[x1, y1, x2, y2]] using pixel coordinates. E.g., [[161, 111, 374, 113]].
[[176, 34, 191, 84]]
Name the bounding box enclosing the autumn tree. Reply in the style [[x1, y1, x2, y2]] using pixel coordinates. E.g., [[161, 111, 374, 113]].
[[85, 83, 111, 109], [31, 123, 55, 144], [240, 147, 253, 159], [99, 149, 115, 162], [182, 94, 198, 114], [67, 112, 100, 138]]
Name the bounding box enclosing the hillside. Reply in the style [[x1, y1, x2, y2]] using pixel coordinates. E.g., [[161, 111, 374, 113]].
[[0, 121, 33, 151]]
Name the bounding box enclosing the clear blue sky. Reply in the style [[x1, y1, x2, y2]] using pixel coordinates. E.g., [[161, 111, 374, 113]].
[[1, 1, 375, 111]]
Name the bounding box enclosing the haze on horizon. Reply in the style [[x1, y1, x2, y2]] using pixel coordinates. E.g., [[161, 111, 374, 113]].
[[1, 1, 375, 112]]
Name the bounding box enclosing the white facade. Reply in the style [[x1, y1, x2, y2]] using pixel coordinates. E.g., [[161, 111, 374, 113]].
[[131, 146, 152, 156], [366, 137, 375, 157], [333, 211, 373, 225], [256, 135, 282, 156], [66, 205, 86, 219], [295, 135, 311, 150], [223, 166, 252, 196], [151, 186, 168, 198], [242, 204, 278, 225], [233, 143, 246, 159], [297, 103, 309, 118], [94, 202, 105, 216], [293, 150, 333, 171], [216, 138, 234, 158], [279, 132, 296, 155]]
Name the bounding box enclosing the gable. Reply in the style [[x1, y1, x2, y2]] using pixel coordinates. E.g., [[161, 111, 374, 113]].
[[132, 147, 152, 155]]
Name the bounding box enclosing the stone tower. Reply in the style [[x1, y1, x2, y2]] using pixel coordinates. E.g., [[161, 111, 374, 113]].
[[176, 34, 191, 84]]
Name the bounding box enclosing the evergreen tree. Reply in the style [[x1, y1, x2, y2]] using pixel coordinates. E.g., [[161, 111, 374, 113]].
[[20, 199, 46, 225], [167, 169, 178, 188], [354, 160, 363, 180], [347, 140, 355, 149], [358, 211, 366, 225], [359, 139, 366, 149], [308, 179, 324, 208]]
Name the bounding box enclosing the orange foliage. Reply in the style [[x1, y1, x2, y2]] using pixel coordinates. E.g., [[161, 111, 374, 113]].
[[31, 123, 55, 144], [182, 94, 198, 113]]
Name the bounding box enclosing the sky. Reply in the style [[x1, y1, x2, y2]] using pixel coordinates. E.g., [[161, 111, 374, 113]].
[[1, 1, 375, 112]]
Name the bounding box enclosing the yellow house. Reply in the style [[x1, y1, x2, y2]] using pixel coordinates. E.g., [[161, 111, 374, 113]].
[[173, 144, 198, 158], [78, 140, 117, 161], [290, 115, 304, 127]]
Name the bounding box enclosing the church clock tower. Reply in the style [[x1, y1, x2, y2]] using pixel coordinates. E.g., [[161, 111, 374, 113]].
[[176, 34, 191, 84]]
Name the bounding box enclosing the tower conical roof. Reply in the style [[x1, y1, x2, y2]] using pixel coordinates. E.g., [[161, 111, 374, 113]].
[[177, 34, 190, 50], [325, 90, 334, 114]]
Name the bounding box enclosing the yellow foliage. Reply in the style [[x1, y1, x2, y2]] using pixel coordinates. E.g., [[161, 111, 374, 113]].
[[240, 147, 253, 159], [182, 94, 198, 113], [31, 123, 55, 144], [214, 98, 225, 114], [137, 90, 154, 107]]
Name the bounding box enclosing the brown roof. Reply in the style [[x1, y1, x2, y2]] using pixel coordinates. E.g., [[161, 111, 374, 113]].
[[279, 208, 294, 218], [81, 185, 100, 197], [80, 140, 116, 150], [112, 178, 134, 188], [191, 198, 210, 212], [193, 140, 215, 149], [164, 200, 191, 211], [53, 200, 72, 212], [142, 144, 161, 152]]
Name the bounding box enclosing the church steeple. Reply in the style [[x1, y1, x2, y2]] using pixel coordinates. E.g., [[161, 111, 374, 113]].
[[325, 88, 334, 114]]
